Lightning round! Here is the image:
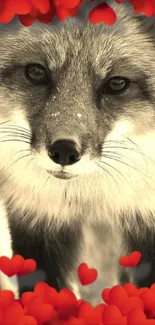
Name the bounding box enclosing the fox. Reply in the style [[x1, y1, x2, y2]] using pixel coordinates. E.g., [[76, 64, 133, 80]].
[[0, 1, 155, 305]]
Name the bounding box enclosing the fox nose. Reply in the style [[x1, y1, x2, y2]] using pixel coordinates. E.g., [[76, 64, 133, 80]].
[[48, 140, 81, 166]]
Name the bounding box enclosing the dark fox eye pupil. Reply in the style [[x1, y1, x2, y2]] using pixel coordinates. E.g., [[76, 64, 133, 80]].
[[105, 77, 130, 94], [25, 64, 49, 85]]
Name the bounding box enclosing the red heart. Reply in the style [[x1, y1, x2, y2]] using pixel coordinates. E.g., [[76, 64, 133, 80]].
[[77, 299, 85, 307], [138, 288, 150, 297], [123, 283, 139, 297], [31, 0, 50, 14], [78, 301, 106, 325], [9, 0, 32, 15], [56, 5, 75, 21], [107, 285, 128, 309], [58, 0, 81, 9], [18, 259, 37, 276], [130, 0, 155, 18], [64, 317, 86, 325], [27, 296, 55, 323], [89, 3, 117, 25], [102, 305, 127, 325], [0, 255, 24, 277], [127, 308, 155, 325], [0, 290, 14, 310], [2, 301, 25, 325], [119, 251, 142, 267], [21, 292, 39, 307], [19, 315, 38, 325], [77, 263, 98, 285], [151, 283, 155, 291], [141, 290, 155, 318], [78, 302, 94, 322], [101, 288, 111, 304], [120, 297, 144, 316], [0, 255, 37, 277], [34, 282, 58, 305], [0, 310, 3, 325], [93, 304, 106, 324], [55, 288, 78, 319]]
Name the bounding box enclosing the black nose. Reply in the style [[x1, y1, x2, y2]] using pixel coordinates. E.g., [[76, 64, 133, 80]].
[[48, 140, 81, 166]]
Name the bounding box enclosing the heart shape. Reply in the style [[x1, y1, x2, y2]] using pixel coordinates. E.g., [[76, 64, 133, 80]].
[[0, 290, 14, 310], [2, 301, 25, 325], [56, 5, 77, 21], [120, 297, 144, 316], [0, 255, 24, 277], [19, 315, 38, 325], [119, 251, 142, 267], [77, 263, 98, 285], [127, 308, 155, 325], [102, 305, 127, 325], [123, 283, 139, 297], [89, 3, 117, 25], [64, 317, 85, 325], [0, 310, 3, 325], [151, 283, 155, 291], [27, 296, 55, 323], [0, 255, 37, 277], [101, 288, 111, 304], [21, 292, 39, 307], [56, 288, 78, 319], [107, 285, 128, 309], [141, 290, 155, 318], [78, 301, 106, 325], [17, 259, 37, 276], [34, 281, 58, 305], [138, 288, 150, 297]]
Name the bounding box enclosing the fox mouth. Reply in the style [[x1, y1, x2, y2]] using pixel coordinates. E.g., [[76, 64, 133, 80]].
[[47, 170, 77, 180]]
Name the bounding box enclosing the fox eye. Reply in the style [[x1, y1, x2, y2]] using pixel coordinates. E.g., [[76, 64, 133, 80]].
[[25, 64, 49, 85], [104, 76, 130, 94]]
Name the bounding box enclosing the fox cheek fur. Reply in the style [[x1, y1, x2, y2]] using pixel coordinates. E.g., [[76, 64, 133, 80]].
[[0, 2, 155, 303], [0, 201, 19, 297]]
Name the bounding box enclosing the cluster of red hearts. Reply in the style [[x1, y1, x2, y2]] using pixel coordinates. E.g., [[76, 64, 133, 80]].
[[0, 0, 155, 27], [0, 251, 155, 325]]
